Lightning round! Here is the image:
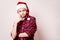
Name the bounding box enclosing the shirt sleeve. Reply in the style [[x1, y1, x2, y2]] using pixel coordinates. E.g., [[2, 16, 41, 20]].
[[24, 17, 37, 37]]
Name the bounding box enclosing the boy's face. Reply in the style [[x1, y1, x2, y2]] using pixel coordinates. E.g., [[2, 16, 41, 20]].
[[17, 8, 27, 18]]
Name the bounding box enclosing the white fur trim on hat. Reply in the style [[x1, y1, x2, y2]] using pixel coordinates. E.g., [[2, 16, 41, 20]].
[[16, 4, 27, 10]]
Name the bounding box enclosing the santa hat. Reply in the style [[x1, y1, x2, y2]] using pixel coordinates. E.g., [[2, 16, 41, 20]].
[[16, 2, 28, 10], [16, 2, 29, 15]]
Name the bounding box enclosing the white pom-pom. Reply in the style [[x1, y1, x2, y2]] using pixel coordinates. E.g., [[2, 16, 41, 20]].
[[27, 18, 30, 20]]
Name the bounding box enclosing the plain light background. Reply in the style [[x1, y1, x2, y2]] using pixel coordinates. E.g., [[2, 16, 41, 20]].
[[0, 0, 60, 40]]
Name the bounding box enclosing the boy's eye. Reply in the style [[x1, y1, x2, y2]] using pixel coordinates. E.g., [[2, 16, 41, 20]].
[[18, 10, 26, 12], [22, 9, 26, 11], [19, 11, 21, 12]]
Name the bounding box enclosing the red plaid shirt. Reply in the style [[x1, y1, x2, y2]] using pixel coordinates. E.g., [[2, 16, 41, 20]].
[[14, 16, 37, 40]]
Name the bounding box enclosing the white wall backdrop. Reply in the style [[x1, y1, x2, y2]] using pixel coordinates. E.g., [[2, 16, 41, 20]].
[[0, 0, 60, 40]]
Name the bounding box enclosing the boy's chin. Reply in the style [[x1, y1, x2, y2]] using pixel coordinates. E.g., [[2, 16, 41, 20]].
[[20, 15, 25, 18]]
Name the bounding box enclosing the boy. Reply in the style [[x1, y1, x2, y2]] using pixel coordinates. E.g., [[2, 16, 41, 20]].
[[11, 2, 37, 40]]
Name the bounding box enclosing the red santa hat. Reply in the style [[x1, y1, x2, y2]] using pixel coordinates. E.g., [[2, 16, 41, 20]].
[[16, 2, 28, 10], [16, 2, 29, 15]]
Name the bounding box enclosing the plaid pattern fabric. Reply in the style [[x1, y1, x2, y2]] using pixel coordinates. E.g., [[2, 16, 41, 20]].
[[14, 16, 37, 40]]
